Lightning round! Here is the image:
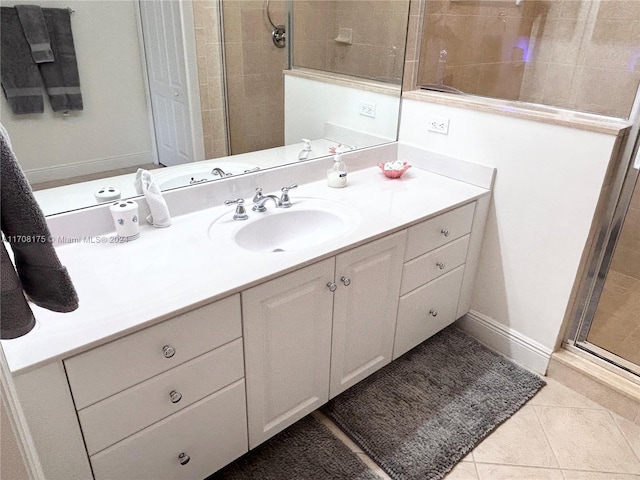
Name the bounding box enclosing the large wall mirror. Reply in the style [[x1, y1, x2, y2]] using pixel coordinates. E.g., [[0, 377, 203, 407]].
[[1, 0, 410, 216]]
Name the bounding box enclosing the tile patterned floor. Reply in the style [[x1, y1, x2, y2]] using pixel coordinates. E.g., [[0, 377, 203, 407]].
[[314, 377, 640, 480]]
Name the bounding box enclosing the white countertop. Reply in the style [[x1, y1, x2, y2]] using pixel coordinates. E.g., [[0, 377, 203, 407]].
[[3, 165, 489, 374]]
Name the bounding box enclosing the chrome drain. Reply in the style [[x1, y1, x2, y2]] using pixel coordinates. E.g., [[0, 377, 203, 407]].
[[272, 248, 285, 253]]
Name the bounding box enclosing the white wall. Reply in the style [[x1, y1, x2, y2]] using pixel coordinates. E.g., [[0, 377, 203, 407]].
[[399, 98, 618, 366], [285, 74, 400, 146], [1, 0, 153, 183]]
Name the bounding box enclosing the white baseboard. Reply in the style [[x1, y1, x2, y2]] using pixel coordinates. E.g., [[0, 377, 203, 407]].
[[456, 310, 553, 375], [23, 152, 154, 184]]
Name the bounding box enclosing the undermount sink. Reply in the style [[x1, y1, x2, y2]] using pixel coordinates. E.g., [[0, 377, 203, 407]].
[[210, 197, 358, 253]]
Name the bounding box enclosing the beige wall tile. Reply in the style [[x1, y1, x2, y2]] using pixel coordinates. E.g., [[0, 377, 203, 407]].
[[240, 8, 264, 43], [446, 65, 481, 95], [405, 13, 420, 63], [588, 272, 640, 361], [596, 1, 640, 21], [403, 60, 417, 91], [520, 62, 548, 103], [194, 1, 227, 159], [575, 68, 639, 118], [424, 0, 446, 15], [542, 64, 577, 108], [631, 180, 640, 211], [559, 0, 592, 21], [415, 0, 639, 116]]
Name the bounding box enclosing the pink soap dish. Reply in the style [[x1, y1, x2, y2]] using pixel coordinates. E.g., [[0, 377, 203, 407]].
[[378, 162, 411, 178]]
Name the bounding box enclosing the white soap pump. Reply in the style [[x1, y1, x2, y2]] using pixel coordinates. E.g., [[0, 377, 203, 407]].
[[327, 153, 347, 188], [298, 139, 314, 161]]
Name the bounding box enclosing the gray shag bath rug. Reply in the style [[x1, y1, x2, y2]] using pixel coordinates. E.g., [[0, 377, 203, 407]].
[[323, 325, 546, 480], [207, 414, 379, 480]]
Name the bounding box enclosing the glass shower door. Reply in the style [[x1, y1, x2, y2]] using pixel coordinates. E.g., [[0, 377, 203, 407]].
[[572, 144, 640, 376]]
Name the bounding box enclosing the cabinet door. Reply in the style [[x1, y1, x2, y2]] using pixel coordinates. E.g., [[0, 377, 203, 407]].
[[242, 258, 335, 448], [330, 231, 407, 398]]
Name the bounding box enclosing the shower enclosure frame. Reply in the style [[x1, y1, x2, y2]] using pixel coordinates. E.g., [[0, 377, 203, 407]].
[[566, 84, 640, 378]]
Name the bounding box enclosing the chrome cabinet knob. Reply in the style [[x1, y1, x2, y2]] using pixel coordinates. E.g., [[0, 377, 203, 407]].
[[441, 229, 450, 237], [429, 309, 438, 317], [341, 276, 351, 286], [178, 453, 190, 465], [436, 262, 446, 270], [169, 390, 182, 404], [327, 282, 337, 292], [162, 345, 176, 358]]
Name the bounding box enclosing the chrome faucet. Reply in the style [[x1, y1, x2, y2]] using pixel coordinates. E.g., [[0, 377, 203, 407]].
[[280, 184, 297, 208], [224, 198, 248, 220], [211, 167, 229, 177], [252, 188, 282, 212]]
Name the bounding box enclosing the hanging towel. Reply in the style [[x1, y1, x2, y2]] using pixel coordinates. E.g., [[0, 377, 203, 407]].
[[134, 169, 172, 228], [15, 5, 54, 63], [0, 123, 79, 339], [0, 7, 44, 114], [39, 8, 82, 112]]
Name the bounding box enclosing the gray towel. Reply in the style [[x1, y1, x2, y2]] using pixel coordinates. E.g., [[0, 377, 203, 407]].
[[0, 124, 78, 339], [39, 8, 82, 112], [15, 5, 54, 63], [0, 7, 44, 114]]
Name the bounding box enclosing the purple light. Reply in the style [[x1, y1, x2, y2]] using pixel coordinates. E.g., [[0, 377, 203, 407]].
[[629, 48, 640, 72], [517, 36, 531, 63]]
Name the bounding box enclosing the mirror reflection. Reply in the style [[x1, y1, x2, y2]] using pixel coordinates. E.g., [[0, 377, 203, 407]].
[[0, 0, 410, 216], [417, 0, 640, 119]]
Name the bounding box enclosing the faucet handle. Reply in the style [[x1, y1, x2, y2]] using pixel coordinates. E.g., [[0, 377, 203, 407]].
[[280, 184, 297, 208], [253, 187, 263, 203], [224, 198, 248, 221]]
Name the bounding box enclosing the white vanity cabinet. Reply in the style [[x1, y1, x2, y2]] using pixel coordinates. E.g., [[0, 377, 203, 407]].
[[330, 231, 406, 398], [393, 202, 476, 359], [242, 231, 406, 448], [242, 258, 335, 449], [63, 295, 248, 480]]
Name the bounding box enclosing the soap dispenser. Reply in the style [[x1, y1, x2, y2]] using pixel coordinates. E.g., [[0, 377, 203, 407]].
[[327, 153, 347, 188], [298, 139, 314, 161]]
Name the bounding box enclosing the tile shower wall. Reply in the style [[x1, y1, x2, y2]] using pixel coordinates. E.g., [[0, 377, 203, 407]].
[[193, 0, 228, 159], [587, 177, 640, 366], [417, 0, 536, 100], [403, 0, 426, 91], [415, 0, 640, 118], [293, 1, 408, 84], [222, 0, 288, 155]]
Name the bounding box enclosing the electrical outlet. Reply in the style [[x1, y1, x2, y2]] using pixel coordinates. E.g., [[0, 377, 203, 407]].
[[427, 117, 450, 134], [359, 101, 376, 118]]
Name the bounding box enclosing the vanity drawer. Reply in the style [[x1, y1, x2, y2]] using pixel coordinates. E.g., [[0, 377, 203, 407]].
[[90, 379, 248, 480], [400, 235, 469, 296], [65, 294, 242, 409], [79, 338, 244, 455], [405, 202, 475, 261], [393, 266, 465, 360]]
